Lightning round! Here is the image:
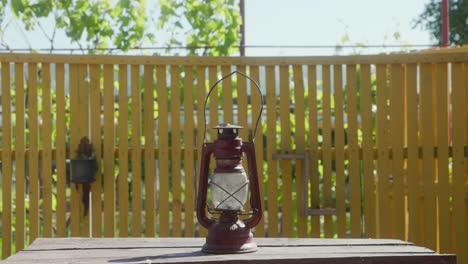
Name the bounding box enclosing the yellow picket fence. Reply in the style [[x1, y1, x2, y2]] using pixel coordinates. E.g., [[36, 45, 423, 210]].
[[0, 49, 467, 263]]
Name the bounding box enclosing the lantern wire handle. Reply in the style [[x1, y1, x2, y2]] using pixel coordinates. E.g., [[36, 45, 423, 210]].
[[203, 70, 264, 143]]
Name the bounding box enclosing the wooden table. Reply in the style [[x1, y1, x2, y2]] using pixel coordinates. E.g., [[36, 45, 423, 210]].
[[3, 238, 455, 264]]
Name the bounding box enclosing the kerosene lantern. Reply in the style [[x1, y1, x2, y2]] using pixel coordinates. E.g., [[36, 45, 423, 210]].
[[197, 71, 263, 254]]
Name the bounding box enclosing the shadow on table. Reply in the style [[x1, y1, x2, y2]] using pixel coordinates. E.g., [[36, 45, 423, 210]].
[[108, 251, 206, 263]]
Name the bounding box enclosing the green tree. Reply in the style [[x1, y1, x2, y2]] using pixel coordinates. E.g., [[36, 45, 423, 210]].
[[413, 0, 468, 45], [1, 0, 241, 55], [158, 0, 241, 55]]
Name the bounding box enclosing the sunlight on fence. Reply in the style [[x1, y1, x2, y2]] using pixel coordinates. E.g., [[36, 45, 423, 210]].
[[0, 48, 467, 263]]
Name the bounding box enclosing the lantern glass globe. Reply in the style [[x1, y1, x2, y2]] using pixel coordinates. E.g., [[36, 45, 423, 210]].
[[210, 171, 249, 211]]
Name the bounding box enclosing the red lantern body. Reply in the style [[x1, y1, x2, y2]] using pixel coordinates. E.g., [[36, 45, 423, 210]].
[[197, 124, 262, 254]]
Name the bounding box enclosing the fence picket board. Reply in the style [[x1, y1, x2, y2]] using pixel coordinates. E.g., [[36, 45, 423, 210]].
[[118, 64, 129, 237], [322, 65, 333, 238], [77, 64, 89, 237], [208, 63, 219, 236], [170, 65, 182, 237], [156, 65, 169, 237], [266, 65, 279, 237], [279, 65, 293, 237], [221, 65, 233, 124], [69, 64, 80, 237], [390, 64, 405, 240], [308, 65, 320, 238], [183, 65, 195, 237], [250, 65, 265, 237], [405, 64, 420, 244], [333, 64, 346, 238], [208, 66, 218, 144], [451, 62, 467, 264], [237, 65, 248, 139], [420, 63, 437, 250], [346, 64, 361, 238], [144, 64, 155, 237], [15, 63, 26, 251], [103, 64, 115, 237], [28, 63, 40, 243], [208, 65, 221, 237], [293, 65, 307, 237], [89, 64, 102, 237], [435, 63, 450, 253], [464, 62, 468, 260], [41, 63, 53, 238], [360, 64, 375, 238], [55, 63, 67, 238], [196, 66, 207, 238], [1, 62, 12, 259], [130, 64, 142, 236], [376, 64, 391, 238]]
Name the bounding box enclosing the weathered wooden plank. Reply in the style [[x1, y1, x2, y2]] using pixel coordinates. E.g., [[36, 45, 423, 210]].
[[118, 64, 129, 237], [130, 64, 142, 236], [293, 65, 307, 237], [390, 64, 405, 240], [7, 247, 443, 261], [4, 238, 455, 264], [360, 64, 376, 238], [322, 65, 333, 238], [23, 237, 414, 250], [420, 63, 437, 250], [54, 63, 67, 238], [333, 64, 346, 238], [15, 63, 26, 251], [265, 65, 279, 237], [4, 253, 455, 264], [144, 64, 155, 237], [279, 65, 293, 237], [156, 65, 169, 237], [308, 65, 320, 238], [41, 63, 53, 238], [183, 65, 195, 237], [376, 64, 391, 238], [1, 62, 12, 259], [170, 65, 182, 237], [89, 64, 102, 237], [103, 64, 116, 237], [451, 62, 467, 264], [435, 63, 450, 253]]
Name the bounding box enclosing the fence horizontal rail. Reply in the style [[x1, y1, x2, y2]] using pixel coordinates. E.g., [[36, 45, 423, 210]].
[[0, 49, 467, 65], [1, 146, 468, 160]]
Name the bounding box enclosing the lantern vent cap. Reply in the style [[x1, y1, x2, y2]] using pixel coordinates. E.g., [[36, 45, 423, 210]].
[[213, 123, 242, 139], [213, 123, 243, 129]]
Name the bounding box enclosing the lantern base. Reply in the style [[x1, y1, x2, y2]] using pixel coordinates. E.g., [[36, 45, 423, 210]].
[[202, 214, 257, 254]]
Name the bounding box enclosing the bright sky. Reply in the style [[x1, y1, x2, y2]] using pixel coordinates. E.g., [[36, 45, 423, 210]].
[[245, 0, 434, 55], [2, 0, 435, 56]]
